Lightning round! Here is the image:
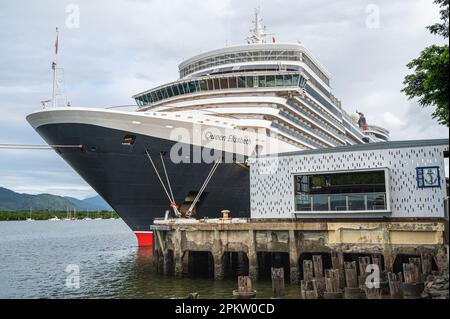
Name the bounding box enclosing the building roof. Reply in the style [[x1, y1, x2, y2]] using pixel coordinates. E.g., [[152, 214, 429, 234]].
[[253, 139, 449, 159]]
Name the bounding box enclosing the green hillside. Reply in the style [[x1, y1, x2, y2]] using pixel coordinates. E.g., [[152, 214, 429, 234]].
[[0, 187, 80, 211]]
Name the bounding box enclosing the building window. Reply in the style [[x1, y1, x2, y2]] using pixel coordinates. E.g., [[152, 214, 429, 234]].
[[294, 170, 388, 212]]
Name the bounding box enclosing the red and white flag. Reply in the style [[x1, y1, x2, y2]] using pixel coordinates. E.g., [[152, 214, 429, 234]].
[[54, 28, 59, 55]]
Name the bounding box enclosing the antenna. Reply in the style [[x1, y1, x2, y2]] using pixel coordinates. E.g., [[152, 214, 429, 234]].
[[247, 7, 270, 44], [52, 27, 59, 108]]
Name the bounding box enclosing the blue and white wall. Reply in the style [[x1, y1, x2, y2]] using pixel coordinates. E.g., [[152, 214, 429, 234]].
[[249, 140, 449, 219]]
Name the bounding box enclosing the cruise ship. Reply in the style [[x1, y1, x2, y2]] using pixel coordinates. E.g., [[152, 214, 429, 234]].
[[27, 11, 390, 246]]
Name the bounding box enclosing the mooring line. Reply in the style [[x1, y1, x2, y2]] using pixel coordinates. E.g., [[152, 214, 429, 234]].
[[0, 144, 83, 150]]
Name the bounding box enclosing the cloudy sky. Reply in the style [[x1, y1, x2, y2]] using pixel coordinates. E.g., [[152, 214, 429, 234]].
[[0, 0, 448, 199]]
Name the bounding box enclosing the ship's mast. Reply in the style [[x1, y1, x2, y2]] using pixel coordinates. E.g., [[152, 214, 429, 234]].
[[247, 8, 268, 44], [51, 27, 59, 108]]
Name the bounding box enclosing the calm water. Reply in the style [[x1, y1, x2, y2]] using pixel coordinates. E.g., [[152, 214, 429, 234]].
[[0, 220, 299, 299]]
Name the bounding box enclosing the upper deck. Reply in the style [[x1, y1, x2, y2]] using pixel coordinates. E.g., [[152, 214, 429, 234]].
[[178, 43, 332, 86]]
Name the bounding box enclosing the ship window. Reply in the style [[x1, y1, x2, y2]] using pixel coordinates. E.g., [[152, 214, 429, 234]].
[[172, 85, 180, 96], [206, 79, 214, 91], [122, 135, 136, 146], [135, 98, 142, 106], [213, 78, 220, 90], [157, 90, 164, 101], [151, 91, 158, 103], [220, 78, 228, 90], [167, 86, 174, 98], [182, 82, 190, 94], [258, 75, 266, 88], [228, 77, 237, 89], [275, 75, 284, 87], [199, 80, 208, 91], [246, 76, 254, 88], [284, 75, 293, 86], [177, 84, 185, 94], [237, 76, 246, 88], [266, 75, 275, 87], [162, 88, 169, 99], [188, 81, 198, 93]]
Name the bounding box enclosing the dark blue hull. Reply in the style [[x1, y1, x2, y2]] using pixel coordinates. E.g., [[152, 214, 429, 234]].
[[36, 123, 250, 231]]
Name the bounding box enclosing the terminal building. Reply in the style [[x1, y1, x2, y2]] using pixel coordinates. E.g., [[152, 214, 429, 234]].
[[250, 139, 449, 220]]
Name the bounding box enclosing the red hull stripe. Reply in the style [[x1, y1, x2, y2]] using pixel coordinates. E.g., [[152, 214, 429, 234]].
[[134, 231, 154, 247]]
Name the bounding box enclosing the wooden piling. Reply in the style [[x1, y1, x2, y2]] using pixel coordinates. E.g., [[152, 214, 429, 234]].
[[365, 287, 382, 299], [271, 267, 285, 299], [303, 260, 314, 281], [344, 261, 358, 288], [388, 272, 403, 299], [325, 269, 340, 293], [408, 258, 422, 282], [331, 252, 345, 289], [233, 276, 256, 299], [358, 256, 371, 286], [421, 254, 433, 276], [312, 255, 324, 278], [371, 254, 383, 271], [402, 262, 425, 299], [300, 280, 318, 299]]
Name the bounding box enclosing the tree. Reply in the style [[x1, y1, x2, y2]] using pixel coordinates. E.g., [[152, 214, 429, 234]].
[[402, 0, 449, 127]]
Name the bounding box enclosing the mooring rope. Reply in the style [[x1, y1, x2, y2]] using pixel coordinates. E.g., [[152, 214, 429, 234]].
[[0, 144, 83, 150], [186, 159, 221, 218]]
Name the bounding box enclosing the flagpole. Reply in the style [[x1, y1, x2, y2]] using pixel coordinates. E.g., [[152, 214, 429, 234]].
[[52, 27, 59, 108]]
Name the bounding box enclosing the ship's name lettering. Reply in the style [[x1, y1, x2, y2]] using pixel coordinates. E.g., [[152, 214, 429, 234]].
[[205, 132, 251, 145]]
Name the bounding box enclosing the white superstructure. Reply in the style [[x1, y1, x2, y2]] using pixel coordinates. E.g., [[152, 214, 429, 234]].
[[132, 10, 389, 153]]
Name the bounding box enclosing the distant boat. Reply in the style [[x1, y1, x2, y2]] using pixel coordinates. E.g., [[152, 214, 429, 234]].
[[94, 217, 102, 221], [83, 217, 92, 221], [26, 218, 35, 222], [49, 216, 60, 221]]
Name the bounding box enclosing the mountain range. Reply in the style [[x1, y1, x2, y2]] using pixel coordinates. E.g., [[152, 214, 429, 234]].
[[0, 186, 113, 211]]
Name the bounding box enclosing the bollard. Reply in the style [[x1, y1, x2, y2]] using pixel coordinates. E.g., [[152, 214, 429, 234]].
[[221, 210, 231, 220], [271, 267, 285, 299]]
